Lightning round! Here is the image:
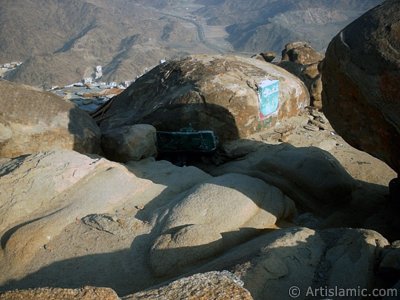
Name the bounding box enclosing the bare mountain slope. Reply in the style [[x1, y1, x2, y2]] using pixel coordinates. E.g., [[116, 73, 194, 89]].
[[196, 0, 383, 52], [1, 0, 204, 87], [0, 0, 383, 87]]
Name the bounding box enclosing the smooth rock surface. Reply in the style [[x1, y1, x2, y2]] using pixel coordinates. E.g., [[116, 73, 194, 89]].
[[211, 143, 355, 214], [0, 80, 100, 157], [94, 54, 309, 143], [0, 150, 155, 285], [150, 173, 296, 277], [0, 151, 296, 295], [322, 0, 400, 174]]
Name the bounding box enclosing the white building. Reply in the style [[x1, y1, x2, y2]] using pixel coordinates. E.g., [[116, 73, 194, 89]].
[[95, 65, 103, 80], [83, 77, 93, 84]]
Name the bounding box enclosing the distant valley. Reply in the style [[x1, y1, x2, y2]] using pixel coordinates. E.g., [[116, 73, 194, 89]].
[[0, 0, 382, 88]]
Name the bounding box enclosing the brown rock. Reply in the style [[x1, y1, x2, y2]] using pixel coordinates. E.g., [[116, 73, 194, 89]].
[[0, 286, 119, 300], [0, 80, 100, 157], [123, 271, 253, 300], [322, 0, 400, 174], [310, 75, 323, 109], [94, 55, 309, 143], [281, 41, 324, 65], [279, 42, 324, 109]]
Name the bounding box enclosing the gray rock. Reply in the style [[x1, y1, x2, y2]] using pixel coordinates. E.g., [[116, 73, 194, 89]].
[[81, 214, 120, 235], [101, 124, 157, 162]]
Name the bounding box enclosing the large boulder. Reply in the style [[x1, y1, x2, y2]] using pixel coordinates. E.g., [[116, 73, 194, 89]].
[[0, 80, 101, 157], [94, 54, 309, 143], [149, 173, 296, 277], [322, 0, 400, 174]]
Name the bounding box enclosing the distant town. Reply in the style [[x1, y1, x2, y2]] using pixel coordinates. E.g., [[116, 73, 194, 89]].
[[0, 61, 23, 78], [1, 60, 167, 113]]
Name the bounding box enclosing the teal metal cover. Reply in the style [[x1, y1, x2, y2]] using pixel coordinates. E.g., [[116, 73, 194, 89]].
[[156, 128, 218, 153]]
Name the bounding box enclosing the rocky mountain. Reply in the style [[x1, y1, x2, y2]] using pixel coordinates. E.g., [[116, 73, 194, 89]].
[[196, 0, 383, 53], [0, 0, 204, 88], [0, 0, 383, 88]]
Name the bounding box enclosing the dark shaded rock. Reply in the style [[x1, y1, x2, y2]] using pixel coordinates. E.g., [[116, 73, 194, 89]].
[[0, 80, 101, 157], [378, 241, 400, 288], [322, 0, 400, 174], [94, 55, 309, 144], [252, 51, 277, 63], [211, 144, 355, 215], [101, 124, 157, 162], [389, 178, 400, 202]]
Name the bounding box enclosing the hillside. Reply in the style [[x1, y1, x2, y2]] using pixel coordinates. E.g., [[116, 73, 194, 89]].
[[1, 0, 205, 88], [0, 0, 383, 87], [195, 0, 383, 52]]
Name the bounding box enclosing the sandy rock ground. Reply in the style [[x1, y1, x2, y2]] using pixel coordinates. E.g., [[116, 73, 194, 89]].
[[0, 108, 398, 299], [219, 108, 396, 186]]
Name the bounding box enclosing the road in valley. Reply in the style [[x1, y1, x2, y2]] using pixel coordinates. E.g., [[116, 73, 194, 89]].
[[160, 12, 227, 54]]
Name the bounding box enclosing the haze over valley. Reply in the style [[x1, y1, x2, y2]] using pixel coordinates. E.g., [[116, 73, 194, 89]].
[[0, 0, 382, 87]]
